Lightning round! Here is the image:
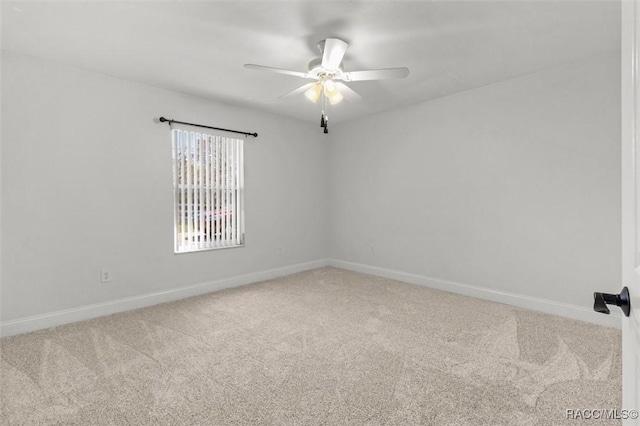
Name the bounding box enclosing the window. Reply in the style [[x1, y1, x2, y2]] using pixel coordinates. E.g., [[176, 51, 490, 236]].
[[172, 129, 244, 253]]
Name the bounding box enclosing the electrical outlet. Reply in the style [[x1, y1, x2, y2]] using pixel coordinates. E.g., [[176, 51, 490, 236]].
[[100, 269, 113, 283]]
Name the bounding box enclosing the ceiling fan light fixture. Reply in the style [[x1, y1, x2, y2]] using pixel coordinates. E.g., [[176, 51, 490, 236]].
[[305, 83, 322, 103], [323, 79, 343, 105], [323, 81, 337, 97], [324, 78, 336, 92], [328, 90, 343, 105]]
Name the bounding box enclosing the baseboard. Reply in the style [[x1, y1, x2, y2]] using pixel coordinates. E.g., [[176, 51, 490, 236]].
[[328, 259, 621, 329], [0, 259, 330, 338]]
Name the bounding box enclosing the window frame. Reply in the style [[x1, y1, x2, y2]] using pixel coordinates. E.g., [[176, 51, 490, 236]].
[[172, 129, 245, 254]]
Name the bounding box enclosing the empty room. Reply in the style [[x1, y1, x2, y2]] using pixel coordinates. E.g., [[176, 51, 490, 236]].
[[2, 1, 640, 425]]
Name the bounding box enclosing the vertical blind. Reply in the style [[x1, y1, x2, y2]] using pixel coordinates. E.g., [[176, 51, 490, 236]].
[[172, 129, 244, 253]]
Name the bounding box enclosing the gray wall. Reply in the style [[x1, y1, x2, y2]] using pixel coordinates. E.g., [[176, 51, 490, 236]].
[[1, 52, 328, 321], [1, 50, 622, 326], [329, 53, 621, 311]]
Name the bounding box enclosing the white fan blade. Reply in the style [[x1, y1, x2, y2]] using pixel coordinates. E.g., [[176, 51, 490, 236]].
[[244, 64, 311, 79], [335, 82, 361, 101], [321, 38, 348, 70], [279, 82, 314, 98], [342, 67, 410, 82]]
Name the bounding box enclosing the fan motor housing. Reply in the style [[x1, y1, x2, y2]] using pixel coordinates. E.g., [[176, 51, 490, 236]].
[[308, 58, 344, 79]]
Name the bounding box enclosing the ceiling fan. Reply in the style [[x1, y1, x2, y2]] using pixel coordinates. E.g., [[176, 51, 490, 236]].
[[244, 38, 409, 132]]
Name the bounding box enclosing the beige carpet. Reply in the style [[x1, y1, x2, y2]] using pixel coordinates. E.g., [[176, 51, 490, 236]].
[[1, 267, 621, 425]]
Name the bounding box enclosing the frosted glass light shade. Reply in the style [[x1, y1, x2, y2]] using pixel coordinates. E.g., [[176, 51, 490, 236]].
[[328, 90, 343, 105], [305, 83, 322, 103], [324, 79, 336, 92], [323, 79, 343, 105]]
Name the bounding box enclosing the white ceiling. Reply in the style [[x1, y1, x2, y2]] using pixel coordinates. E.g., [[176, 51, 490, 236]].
[[2, 1, 620, 124]]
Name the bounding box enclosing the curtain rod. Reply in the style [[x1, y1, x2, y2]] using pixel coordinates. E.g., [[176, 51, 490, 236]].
[[159, 117, 258, 138]]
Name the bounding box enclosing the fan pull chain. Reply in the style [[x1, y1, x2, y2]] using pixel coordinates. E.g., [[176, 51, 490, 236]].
[[320, 90, 328, 134]]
